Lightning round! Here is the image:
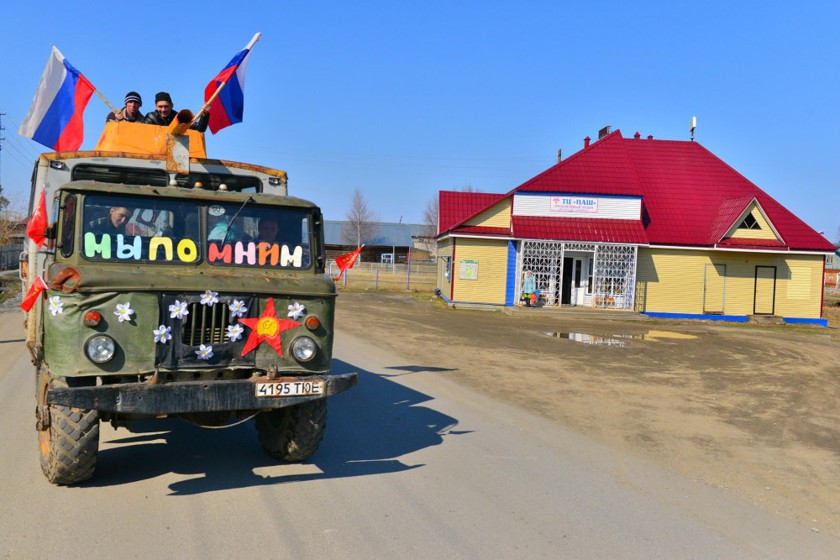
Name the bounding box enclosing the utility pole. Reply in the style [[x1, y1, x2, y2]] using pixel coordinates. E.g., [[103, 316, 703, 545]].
[[0, 112, 5, 196]]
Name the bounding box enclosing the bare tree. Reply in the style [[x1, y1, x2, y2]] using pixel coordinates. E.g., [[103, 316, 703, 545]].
[[423, 196, 438, 237], [342, 187, 378, 247], [0, 195, 25, 245]]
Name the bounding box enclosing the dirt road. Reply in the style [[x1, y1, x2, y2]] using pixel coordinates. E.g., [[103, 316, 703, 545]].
[[335, 291, 840, 536]]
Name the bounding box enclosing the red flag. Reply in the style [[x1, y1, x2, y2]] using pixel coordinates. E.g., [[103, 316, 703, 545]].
[[334, 245, 364, 280], [20, 277, 48, 312], [26, 190, 48, 248]]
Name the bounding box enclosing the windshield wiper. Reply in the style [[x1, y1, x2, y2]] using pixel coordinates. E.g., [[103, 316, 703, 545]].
[[221, 196, 254, 245]]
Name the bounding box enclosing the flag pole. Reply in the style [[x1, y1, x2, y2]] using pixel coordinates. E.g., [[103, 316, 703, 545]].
[[196, 80, 229, 118], [191, 81, 227, 125], [93, 89, 120, 116]]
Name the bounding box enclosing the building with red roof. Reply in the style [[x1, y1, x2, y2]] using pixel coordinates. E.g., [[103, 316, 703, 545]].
[[436, 130, 834, 325]]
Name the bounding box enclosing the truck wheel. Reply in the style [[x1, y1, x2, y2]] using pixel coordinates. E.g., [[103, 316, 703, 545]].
[[255, 399, 327, 462], [37, 371, 100, 485]]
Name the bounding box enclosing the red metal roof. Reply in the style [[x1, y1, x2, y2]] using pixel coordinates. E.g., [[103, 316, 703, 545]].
[[450, 225, 511, 236], [512, 216, 648, 244], [716, 238, 788, 250], [619, 132, 830, 250], [708, 196, 756, 244], [440, 130, 834, 252], [438, 191, 506, 235]]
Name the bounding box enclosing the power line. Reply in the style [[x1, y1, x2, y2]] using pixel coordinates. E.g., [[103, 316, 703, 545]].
[[3, 137, 36, 167], [3, 141, 33, 170], [2, 116, 40, 160]]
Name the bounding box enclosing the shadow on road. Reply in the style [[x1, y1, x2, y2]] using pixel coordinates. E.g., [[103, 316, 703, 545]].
[[381, 364, 458, 377], [88, 359, 465, 494]]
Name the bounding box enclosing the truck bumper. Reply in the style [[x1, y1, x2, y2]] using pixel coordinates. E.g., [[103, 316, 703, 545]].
[[47, 372, 358, 414]]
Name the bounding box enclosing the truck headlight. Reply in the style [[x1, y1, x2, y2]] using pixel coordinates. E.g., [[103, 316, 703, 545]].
[[85, 335, 116, 364], [291, 337, 317, 362]]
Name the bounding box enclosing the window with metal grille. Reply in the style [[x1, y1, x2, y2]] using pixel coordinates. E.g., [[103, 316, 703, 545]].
[[181, 302, 231, 346]]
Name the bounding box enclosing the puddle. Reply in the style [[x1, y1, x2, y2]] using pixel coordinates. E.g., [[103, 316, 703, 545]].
[[543, 330, 697, 347], [543, 332, 628, 347]]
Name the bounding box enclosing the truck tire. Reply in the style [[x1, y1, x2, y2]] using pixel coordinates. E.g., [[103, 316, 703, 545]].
[[37, 371, 100, 485], [255, 399, 327, 462]]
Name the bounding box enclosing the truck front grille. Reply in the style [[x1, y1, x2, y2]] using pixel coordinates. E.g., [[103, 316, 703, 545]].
[[181, 302, 231, 346]]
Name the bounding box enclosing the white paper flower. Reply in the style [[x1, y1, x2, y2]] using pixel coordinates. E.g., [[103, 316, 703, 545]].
[[200, 290, 219, 306], [169, 300, 189, 319], [48, 296, 64, 316], [196, 344, 214, 360], [228, 299, 247, 318], [226, 323, 245, 342], [287, 301, 306, 320], [153, 325, 172, 344], [114, 302, 135, 323]]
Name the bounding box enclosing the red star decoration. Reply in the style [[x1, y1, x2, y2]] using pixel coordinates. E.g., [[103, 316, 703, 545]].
[[238, 298, 301, 357]]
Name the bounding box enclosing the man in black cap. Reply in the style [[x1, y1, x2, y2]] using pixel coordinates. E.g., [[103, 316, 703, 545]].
[[143, 91, 209, 132], [106, 91, 144, 122]]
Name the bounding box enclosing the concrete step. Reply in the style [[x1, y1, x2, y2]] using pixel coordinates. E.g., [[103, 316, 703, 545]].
[[747, 315, 785, 325]]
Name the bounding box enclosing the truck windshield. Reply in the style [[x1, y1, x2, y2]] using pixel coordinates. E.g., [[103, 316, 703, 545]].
[[206, 203, 311, 269], [81, 195, 312, 269]]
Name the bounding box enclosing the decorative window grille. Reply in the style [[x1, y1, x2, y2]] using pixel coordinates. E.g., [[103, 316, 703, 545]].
[[592, 244, 637, 309], [521, 240, 564, 306], [520, 240, 637, 309]]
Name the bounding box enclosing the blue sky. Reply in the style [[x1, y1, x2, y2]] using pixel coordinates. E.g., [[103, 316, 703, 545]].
[[1, 1, 838, 240]]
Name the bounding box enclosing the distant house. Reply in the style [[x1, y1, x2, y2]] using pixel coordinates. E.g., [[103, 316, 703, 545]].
[[826, 247, 840, 291], [0, 217, 26, 270], [324, 220, 432, 263], [436, 129, 835, 325]]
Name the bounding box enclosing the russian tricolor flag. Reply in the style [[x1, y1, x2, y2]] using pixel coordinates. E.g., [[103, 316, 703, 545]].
[[205, 33, 261, 135], [18, 47, 95, 152]]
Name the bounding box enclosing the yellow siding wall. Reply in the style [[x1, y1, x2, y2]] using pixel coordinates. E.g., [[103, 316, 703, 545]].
[[436, 239, 454, 295], [452, 238, 508, 305], [465, 199, 511, 229], [728, 207, 778, 240], [636, 248, 824, 318]]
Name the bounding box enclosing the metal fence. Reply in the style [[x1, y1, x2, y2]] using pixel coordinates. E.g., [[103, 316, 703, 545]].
[[327, 260, 437, 292]]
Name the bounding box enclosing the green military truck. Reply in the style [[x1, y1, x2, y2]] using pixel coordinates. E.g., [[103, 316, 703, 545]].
[[22, 123, 357, 485]]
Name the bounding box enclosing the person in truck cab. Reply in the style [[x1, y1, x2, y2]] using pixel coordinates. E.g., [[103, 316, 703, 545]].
[[143, 91, 210, 132], [106, 91, 144, 123], [256, 217, 280, 244], [90, 206, 133, 236]]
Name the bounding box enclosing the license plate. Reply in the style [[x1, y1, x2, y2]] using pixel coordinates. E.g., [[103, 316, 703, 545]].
[[255, 381, 325, 397]]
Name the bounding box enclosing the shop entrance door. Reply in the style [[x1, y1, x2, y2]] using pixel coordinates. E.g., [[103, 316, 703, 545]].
[[561, 258, 583, 305]]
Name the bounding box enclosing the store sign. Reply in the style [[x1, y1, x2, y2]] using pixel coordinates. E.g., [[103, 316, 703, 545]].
[[460, 259, 479, 280], [550, 196, 598, 214]]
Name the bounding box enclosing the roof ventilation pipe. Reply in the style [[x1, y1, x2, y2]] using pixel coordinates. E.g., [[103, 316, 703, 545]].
[[584, 136, 591, 148], [634, 132, 641, 139], [647, 135, 654, 140]]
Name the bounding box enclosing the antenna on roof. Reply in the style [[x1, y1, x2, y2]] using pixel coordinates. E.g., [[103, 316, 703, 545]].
[[689, 116, 697, 142]]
